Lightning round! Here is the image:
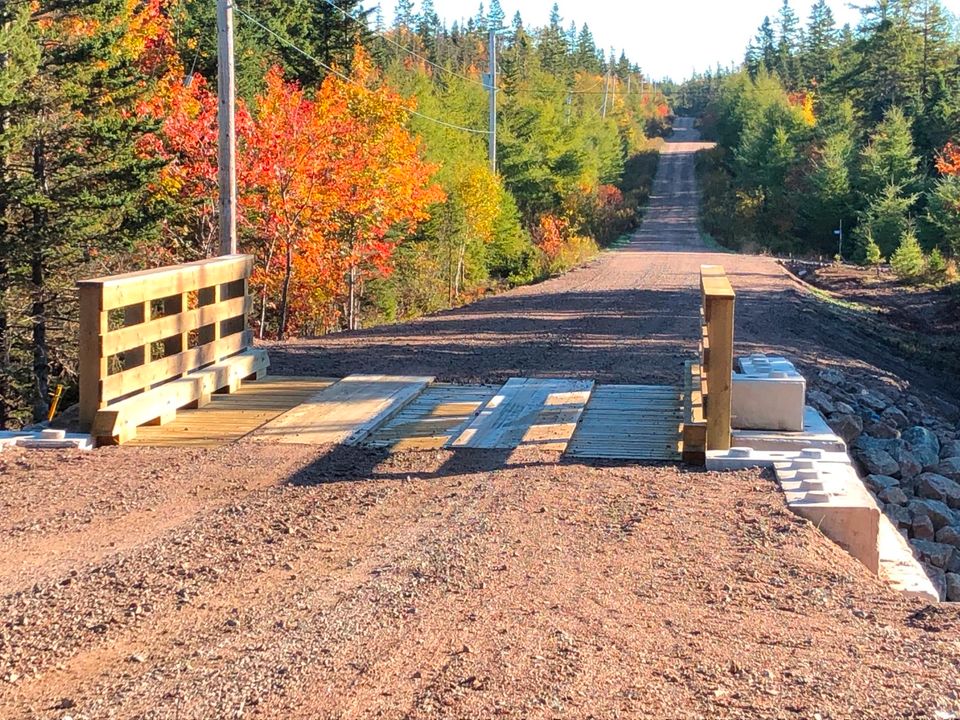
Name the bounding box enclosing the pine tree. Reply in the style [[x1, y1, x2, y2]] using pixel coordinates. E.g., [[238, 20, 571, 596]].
[[488, 0, 505, 29], [0, 0, 41, 427], [926, 245, 947, 282], [890, 227, 925, 280], [774, 0, 803, 90], [862, 230, 884, 275], [538, 3, 568, 76], [804, 0, 838, 88], [859, 106, 922, 198], [573, 24, 600, 73], [3, 0, 164, 421]]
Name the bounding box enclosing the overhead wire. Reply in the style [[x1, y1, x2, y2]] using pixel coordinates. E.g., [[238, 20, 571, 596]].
[[233, 3, 492, 136]]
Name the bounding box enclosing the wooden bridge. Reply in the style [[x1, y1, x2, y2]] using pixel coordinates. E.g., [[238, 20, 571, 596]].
[[78, 258, 735, 463]]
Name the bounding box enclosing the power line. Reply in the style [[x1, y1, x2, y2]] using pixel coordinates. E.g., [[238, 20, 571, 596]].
[[233, 4, 492, 136]]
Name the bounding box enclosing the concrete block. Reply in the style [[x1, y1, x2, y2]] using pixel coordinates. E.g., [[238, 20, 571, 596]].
[[732, 406, 846, 452], [1, 430, 94, 451], [732, 354, 806, 431], [877, 513, 940, 602], [706, 446, 850, 471], [776, 459, 881, 574]]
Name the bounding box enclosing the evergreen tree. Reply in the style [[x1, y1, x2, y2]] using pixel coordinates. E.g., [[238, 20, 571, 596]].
[[774, 0, 803, 90], [926, 174, 960, 255], [859, 106, 922, 198], [856, 183, 918, 256], [3, 0, 163, 421], [890, 227, 925, 279], [573, 24, 601, 73], [488, 0, 506, 29], [394, 0, 414, 32], [862, 229, 884, 273], [804, 0, 838, 88], [0, 0, 41, 427], [538, 4, 568, 76]]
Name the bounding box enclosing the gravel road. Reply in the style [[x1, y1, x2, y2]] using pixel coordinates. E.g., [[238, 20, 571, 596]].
[[1, 118, 958, 719]]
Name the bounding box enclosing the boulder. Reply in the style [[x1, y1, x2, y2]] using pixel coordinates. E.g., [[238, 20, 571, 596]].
[[859, 408, 881, 425], [911, 539, 955, 570], [885, 503, 912, 529], [852, 435, 902, 455], [829, 413, 863, 445], [894, 450, 922, 481], [864, 474, 899, 492], [941, 440, 960, 460], [854, 447, 899, 477], [864, 422, 900, 440], [923, 563, 947, 600], [878, 486, 908, 505], [947, 573, 960, 602], [835, 401, 856, 416], [806, 390, 836, 415], [916, 473, 960, 509], [901, 426, 941, 470], [858, 389, 891, 413], [880, 405, 910, 430], [819, 369, 844, 386], [936, 457, 960, 482], [912, 513, 936, 540], [908, 498, 957, 531], [935, 526, 960, 550]]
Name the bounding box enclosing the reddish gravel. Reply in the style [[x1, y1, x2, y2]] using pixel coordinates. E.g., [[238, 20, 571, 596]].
[[1, 119, 958, 719]]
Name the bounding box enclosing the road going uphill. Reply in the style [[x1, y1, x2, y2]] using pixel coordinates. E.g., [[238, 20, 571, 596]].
[[1, 118, 958, 719]]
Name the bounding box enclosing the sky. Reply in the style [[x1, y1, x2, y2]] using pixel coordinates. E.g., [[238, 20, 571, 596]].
[[381, 0, 960, 81]]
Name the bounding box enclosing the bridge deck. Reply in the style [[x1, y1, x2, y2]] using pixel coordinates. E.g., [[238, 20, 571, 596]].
[[127, 376, 336, 448], [129, 375, 685, 461]]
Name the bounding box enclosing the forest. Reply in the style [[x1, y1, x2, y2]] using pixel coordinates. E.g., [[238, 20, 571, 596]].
[[683, 0, 960, 281], [0, 0, 671, 427]]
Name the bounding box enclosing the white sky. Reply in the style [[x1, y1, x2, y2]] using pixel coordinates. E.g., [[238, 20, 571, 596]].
[[383, 1, 960, 81]]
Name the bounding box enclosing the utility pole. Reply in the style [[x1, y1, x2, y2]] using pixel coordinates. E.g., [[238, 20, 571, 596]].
[[601, 67, 609, 119], [486, 27, 497, 173], [217, 0, 237, 256]]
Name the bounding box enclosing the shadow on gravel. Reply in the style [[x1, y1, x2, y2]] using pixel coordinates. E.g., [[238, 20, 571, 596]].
[[285, 444, 521, 486]]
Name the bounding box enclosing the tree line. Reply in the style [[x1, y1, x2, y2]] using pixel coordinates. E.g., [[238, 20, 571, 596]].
[[683, 0, 960, 281], [0, 0, 671, 427]]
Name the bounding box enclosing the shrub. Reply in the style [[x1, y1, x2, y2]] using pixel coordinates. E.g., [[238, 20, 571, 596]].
[[927, 246, 948, 283]]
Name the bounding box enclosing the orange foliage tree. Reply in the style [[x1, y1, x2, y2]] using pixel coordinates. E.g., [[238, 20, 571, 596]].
[[141, 45, 443, 338], [936, 141, 960, 176]]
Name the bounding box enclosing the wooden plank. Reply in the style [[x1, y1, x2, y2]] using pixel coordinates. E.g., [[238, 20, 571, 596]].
[[92, 349, 269, 443], [101, 330, 251, 402], [365, 384, 497, 451], [705, 294, 734, 451], [78, 285, 107, 432], [104, 295, 250, 356], [250, 374, 433, 446], [130, 376, 335, 447], [450, 378, 594, 450], [77, 255, 252, 310], [566, 384, 683, 461]]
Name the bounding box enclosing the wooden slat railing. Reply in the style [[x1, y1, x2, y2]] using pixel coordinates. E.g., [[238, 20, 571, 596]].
[[699, 264, 735, 451], [78, 255, 268, 442], [682, 265, 735, 462]]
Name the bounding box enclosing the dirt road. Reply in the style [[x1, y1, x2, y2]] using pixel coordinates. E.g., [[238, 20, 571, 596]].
[[269, 117, 955, 405], [2, 119, 958, 719]]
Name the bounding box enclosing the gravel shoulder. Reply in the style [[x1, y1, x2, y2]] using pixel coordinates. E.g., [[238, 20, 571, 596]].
[[1, 118, 958, 718]]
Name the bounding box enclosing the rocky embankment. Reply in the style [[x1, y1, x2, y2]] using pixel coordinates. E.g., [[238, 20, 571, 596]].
[[812, 371, 960, 600]]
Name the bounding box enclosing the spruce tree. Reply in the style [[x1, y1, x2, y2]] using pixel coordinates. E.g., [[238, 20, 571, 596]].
[[859, 106, 922, 198], [890, 228, 925, 280], [804, 0, 838, 88]]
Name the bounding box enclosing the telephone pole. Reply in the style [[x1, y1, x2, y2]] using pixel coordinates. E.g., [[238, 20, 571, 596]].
[[486, 27, 497, 173], [217, 0, 237, 256]]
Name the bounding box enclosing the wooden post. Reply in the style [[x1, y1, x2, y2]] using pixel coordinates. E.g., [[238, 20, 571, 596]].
[[78, 286, 106, 431], [705, 293, 734, 451]]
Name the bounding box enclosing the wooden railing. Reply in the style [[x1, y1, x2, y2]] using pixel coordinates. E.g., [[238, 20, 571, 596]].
[[78, 255, 268, 442], [682, 265, 735, 463]]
